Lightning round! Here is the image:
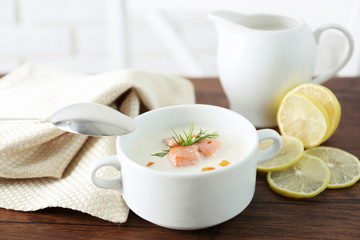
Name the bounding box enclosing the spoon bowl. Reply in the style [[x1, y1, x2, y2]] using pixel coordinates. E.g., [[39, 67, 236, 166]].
[[1, 102, 136, 136]]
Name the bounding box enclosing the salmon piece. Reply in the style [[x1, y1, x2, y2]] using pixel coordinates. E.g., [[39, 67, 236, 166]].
[[196, 139, 222, 157], [163, 138, 179, 147], [168, 145, 200, 167]]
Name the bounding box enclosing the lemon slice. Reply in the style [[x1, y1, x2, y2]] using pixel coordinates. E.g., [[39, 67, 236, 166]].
[[277, 93, 330, 148], [284, 83, 341, 140], [257, 136, 304, 172], [267, 154, 330, 198], [305, 146, 360, 189]]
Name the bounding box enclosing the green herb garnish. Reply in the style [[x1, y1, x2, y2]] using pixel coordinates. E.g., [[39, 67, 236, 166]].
[[152, 149, 169, 158], [151, 123, 218, 158]]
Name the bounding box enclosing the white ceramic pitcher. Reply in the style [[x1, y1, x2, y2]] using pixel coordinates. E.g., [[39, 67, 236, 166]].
[[208, 10, 354, 127]]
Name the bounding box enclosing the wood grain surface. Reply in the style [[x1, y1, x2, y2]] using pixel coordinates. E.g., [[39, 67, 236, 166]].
[[0, 77, 359, 240]]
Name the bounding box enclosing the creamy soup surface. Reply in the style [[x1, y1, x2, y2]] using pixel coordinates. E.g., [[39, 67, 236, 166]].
[[127, 124, 247, 173]]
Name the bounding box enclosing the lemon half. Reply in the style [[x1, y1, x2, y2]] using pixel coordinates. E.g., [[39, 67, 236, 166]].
[[284, 83, 341, 140]]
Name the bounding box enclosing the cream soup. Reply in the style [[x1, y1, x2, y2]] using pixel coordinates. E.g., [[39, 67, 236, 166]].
[[127, 125, 247, 173]]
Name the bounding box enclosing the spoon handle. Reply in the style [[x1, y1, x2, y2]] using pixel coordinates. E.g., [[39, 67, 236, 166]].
[[0, 118, 48, 123]]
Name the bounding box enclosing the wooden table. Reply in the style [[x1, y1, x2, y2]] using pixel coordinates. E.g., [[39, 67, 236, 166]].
[[1, 77, 359, 239]]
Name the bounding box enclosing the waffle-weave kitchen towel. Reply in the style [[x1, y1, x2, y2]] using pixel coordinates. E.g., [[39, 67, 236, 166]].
[[0, 64, 195, 223]]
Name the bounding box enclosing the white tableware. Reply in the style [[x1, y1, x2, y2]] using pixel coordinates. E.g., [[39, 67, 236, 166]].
[[208, 10, 353, 127], [90, 104, 281, 230], [0, 102, 135, 136]]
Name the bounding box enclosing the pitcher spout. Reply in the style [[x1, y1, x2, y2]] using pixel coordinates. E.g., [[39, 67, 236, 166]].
[[207, 10, 253, 39]]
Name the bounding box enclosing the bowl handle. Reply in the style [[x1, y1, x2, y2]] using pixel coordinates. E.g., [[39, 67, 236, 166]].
[[256, 129, 282, 164], [90, 155, 123, 193]]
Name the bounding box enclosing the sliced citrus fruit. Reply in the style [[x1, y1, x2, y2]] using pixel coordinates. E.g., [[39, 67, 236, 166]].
[[257, 136, 304, 172], [284, 83, 341, 140], [277, 93, 330, 148], [305, 146, 360, 189], [267, 154, 330, 198]]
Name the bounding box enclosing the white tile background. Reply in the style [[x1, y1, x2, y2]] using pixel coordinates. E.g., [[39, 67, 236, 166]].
[[0, 0, 359, 77]]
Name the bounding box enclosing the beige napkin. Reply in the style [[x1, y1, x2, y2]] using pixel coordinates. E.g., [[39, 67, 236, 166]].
[[0, 64, 195, 223]]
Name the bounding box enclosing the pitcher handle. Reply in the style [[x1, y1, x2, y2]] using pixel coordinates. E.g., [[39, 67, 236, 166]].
[[311, 24, 354, 84]]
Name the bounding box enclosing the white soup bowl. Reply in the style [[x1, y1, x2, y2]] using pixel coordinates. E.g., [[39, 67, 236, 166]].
[[90, 104, 281, 230]]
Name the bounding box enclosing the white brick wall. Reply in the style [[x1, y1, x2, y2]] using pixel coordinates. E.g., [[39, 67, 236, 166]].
[[76, 26, 108, 55], [18, 0, 106, 22], [0, 0, 359, 77], [0, 26, 71, 55], [0, 0, 111, 74], [0, 0, 15, 23]]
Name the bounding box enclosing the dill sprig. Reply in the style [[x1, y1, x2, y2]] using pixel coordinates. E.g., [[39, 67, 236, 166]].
[[151, 149, 169, 158], [171, 124, 218, 146], [151, 123, 218, 158]]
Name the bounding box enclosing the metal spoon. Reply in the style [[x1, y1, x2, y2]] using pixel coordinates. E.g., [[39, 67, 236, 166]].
[[0, 102, 136, 136]]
